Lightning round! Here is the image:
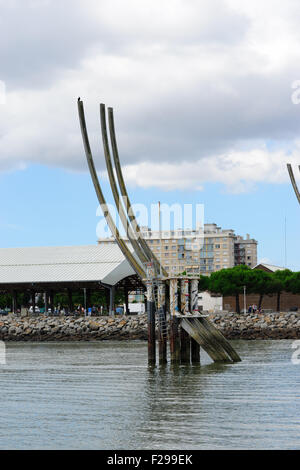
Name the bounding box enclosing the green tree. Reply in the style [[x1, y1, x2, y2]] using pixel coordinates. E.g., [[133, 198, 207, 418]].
[[208, 265, 256, 313], [0, 292, 12, 309], [251, 269, 278, 309], [199, 274, 210, 292], [272, 269, 293, 312], [285, 271, 300, 295]]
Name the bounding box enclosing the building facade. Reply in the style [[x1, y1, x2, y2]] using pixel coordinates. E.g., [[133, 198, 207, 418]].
[[98, 223, 258, 275]]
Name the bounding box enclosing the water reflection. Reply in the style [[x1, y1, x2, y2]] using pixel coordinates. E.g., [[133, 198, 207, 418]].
[[0, 340, 299, 449]]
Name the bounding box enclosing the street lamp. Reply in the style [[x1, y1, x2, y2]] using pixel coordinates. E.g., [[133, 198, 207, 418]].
[[243, 285, 246, 314]]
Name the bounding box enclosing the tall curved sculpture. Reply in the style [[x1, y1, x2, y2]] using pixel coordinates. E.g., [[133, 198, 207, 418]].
[[287, 163, 300, 205], [77, 99, 145, 279], [99, 103, 148, 266], [77, 98, 166, 280], [107, 106, 168, 277]]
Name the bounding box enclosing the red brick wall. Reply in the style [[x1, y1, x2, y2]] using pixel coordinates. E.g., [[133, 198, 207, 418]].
[[223, 291, 300, 312]]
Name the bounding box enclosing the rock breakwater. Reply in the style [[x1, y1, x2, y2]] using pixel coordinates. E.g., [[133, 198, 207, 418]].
[[0, 311, 299, 341]]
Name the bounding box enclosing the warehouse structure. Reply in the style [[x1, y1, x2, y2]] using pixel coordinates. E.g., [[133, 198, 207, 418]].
[[0, 244, 143, 314]]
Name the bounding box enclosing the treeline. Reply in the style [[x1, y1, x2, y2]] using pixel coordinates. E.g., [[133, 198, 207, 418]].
[[198, 265, 300, 313]]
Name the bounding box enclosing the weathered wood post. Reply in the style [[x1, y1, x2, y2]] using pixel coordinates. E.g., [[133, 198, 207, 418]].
[[180, 278, 191, 363], [158, 280, 167, 364], [170, 278, 180, 364], [146, 263, 156, 366], [190, 278, 200, 363]]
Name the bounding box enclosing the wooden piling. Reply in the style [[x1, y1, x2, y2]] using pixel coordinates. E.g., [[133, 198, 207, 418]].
[[147, 280, 156, 366], [180, 279, 191, 364], [191, 335, 200, 362], [158, 281, 167, 365], [199, 317, 241, 362], [169, 279, 180, 363], [190, 279, 200, 363]]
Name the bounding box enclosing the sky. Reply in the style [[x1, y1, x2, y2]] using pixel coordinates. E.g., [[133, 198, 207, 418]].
[[0, 0, 300, 269]]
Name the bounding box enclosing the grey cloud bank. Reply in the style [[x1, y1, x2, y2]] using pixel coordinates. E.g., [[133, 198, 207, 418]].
[[1, 0, 300, 192]]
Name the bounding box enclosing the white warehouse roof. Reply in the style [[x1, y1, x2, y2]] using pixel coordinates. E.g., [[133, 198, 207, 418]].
[[0, 244, 135, 286]]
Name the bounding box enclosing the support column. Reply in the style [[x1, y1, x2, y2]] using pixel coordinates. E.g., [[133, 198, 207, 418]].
[[170, 278, 180, 364], [44, 291, 48, 315], [105, 288, 110, 314], [190, 279, 200, 363], [67, 288, 73, 314], [158, 280, 167, 365], [12, 290, 17, 315], [31, 290, 36, 315], [124, 285, 129, 315], [180, 279, 190, 364], [86, 288, 91, 313], [109, 286, 115, 316], [49, 290, 54, 315]]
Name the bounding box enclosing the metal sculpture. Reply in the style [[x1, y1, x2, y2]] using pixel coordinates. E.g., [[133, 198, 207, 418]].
[[77, 99, 241, 366], [107, 107, 168, 277], [77, 99, 145, 279], [287, 163, 300, 205]]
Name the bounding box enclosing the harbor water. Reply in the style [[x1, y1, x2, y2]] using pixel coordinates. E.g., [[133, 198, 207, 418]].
[[0, 340, 299, 449]]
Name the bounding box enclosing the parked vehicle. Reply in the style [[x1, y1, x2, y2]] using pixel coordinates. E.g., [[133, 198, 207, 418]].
[[0, 309, 8, 315]]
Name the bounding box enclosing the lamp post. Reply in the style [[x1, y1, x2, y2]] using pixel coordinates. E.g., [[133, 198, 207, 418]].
[[243, 285, 246, 314]]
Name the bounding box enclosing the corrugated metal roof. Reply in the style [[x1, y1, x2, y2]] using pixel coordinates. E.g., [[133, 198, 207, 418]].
[[254, 263, 285, 272], [0, 244, 135, 285]]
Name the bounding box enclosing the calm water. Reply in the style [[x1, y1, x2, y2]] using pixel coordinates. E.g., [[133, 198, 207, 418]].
[[0, 340, 299, 449]]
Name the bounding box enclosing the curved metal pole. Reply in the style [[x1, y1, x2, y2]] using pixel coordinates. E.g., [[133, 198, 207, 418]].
[[99, 103, 148, 266], [287, 163, 300, 205], [77, 99, 145, 279], [107, 106, 168, 277]]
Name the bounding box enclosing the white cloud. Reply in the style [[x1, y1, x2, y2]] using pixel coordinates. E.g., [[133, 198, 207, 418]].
[[115, 146, 300, 192], [1, 0, 300, 192]]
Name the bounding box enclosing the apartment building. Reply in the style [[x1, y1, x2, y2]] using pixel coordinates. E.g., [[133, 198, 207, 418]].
[[98, 223, 258, 276]]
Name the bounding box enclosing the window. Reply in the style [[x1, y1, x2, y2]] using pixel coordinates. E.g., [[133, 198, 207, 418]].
[[215, 244, 220, 249]]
